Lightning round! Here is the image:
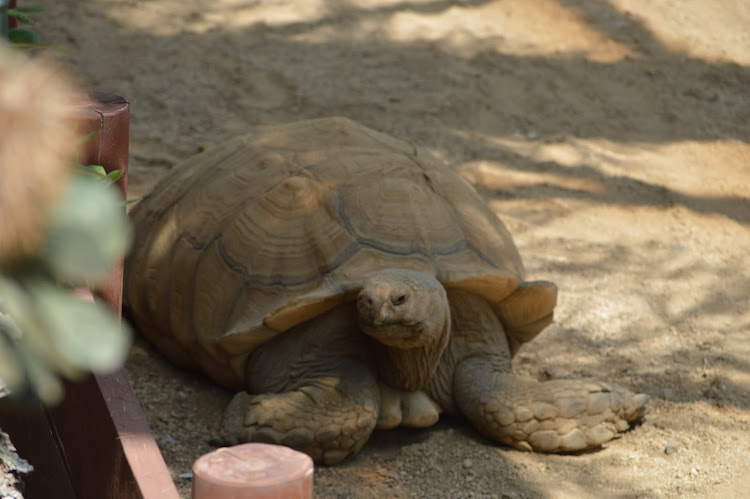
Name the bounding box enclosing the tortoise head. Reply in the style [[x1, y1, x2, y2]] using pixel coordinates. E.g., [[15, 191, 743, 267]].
[[357, 270, 451, 391]]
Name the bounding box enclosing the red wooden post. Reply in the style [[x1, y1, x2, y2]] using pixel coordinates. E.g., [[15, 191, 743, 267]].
[[7, 0, 16, 29], [72, 91, 130, 315]]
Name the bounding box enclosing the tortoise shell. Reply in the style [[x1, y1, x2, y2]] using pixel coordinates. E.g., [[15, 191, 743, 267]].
[[124, 118, 556, 388]]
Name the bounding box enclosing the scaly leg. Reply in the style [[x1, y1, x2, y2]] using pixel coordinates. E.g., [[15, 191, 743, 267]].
[[429, 289, 648, 453], [454, 356, 648, 452], [219, 306, 380, 464]]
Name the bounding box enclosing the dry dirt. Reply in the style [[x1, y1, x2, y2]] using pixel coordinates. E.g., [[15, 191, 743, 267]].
[[38, 1, 750, 497]]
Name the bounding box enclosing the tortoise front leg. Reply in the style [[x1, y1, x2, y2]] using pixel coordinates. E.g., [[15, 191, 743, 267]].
[[219, 307, 380, 464], [453, 357, 648, 452], [220, 358, 378, 464], [429, 289, 648, 453]]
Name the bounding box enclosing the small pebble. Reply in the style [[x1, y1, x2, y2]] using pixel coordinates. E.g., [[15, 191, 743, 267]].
[[664, 442, 679, 455], [691, 468, 699, 477], [463, 458, 473, 469], [178, 472, 193, 479]]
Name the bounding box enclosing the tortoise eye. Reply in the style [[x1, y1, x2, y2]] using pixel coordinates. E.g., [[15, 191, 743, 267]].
[[392, 294, 407, 306]]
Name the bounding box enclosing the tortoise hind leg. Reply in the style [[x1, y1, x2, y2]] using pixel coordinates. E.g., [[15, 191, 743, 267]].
[[219, 306, 380, 464]]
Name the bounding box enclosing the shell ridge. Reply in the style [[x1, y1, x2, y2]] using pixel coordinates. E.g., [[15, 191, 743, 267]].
[[180, 233, 203, 366], [215, 243, 362, 289], [136, 137, 251, 225], [216, 176, 361, 288], [220, 281, 250, 338], [217, 238, 250, 279], [158, 230, 182, 343]]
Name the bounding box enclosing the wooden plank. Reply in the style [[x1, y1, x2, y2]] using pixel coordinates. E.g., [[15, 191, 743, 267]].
[[48, 368, 179, 499], [43, 287, 177, 499], [97, 370, 180, 498], [0, 402, 77, 499], [48, 372, 146, 499]]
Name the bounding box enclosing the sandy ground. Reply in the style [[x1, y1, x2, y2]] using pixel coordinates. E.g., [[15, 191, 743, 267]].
[[37, 0, 750, 497]]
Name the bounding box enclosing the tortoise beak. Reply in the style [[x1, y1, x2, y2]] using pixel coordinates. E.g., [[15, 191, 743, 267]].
[[374, 305, 392, 326], [357, 293, 391, 327]]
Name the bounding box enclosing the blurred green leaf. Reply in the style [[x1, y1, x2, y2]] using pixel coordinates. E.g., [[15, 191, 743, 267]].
[[74, 130, 99, 147], [10, 6, 46, 14], [106, 170, 123, 182], [0, 314, 24, 393], [15, 341, 64, 404], [76, 164, 107, 177], [8, 10, 35, 25], [32, 281, 131, 373], [0, 275, 71, 377], [8, 28, 40, 45], [42, 176, 132, 285], [0, 274, 70, 403], [0, 273, 131, 404], [74, 163, 124, 184]]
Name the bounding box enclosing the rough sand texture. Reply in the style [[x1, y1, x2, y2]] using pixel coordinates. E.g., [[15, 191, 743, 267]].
[[38, 1, 749, 497]]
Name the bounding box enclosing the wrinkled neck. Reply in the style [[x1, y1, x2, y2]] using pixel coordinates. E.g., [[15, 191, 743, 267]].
[[374, 310, 451, 391], [425, 289, 512, 414]]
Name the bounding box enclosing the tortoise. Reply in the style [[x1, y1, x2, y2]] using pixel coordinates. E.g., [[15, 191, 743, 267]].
[[124, 117, 648, 464]]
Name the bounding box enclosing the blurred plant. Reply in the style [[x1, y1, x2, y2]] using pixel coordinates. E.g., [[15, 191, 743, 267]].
[[0, 45, 132, 405], [3, 4, 45, 48], [73, 131, 124, 184]]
